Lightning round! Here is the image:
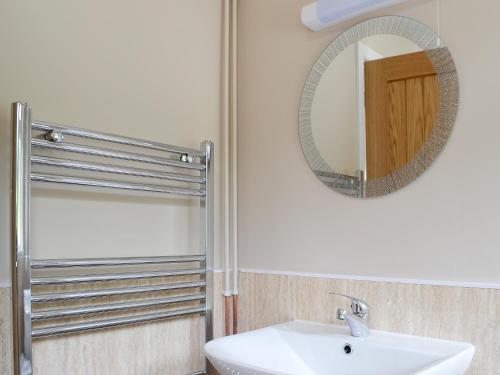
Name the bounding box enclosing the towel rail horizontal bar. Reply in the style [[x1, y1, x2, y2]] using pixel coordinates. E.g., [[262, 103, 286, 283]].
[[31, 173, 205, 197], [31, 139, 205, 171], [31, 255, 205, 269], [32, 268, 205, 286], [32, 306, 205, 338], [31, 281, 206, 303], [32, 121, 204, 157], [32, 293, 205, 320], [31, 155, 205, 184]]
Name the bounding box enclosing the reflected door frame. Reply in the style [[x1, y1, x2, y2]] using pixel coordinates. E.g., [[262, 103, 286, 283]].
[[356, 42, 383, 183]]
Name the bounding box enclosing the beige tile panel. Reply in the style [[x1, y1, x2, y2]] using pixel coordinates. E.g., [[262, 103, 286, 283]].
[[212, 272, 226, 340], [33, 316, 205, 375], [6, 271, 495, 375], [0, 288, 13, 375], [0, 272, 225, 374], [238, 272, 500, 375]]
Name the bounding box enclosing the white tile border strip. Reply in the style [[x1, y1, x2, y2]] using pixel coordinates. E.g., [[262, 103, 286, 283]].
[[0, 270, 228, 288], [239, 268, 500, 290], [4, 268, 498, 290]]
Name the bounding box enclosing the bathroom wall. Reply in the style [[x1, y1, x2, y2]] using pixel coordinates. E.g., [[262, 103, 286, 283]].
[[237, 0, 500, 374], [0, 0, 224, 374], [0, 0, 225, 282], [237, 272, 500, 375], [238, 0, 500, 285], [0, 272, 226, 375]]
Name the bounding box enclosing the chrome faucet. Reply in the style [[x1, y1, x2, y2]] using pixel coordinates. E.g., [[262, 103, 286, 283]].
[[330, 293, 370, 338]]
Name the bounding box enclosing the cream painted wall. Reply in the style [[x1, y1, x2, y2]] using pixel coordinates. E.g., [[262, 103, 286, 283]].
[[0, 0, 223, 283], [238, 0, 500, 284]]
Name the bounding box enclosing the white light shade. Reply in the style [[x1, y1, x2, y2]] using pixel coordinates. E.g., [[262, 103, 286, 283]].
[[301, 0, 412, 31]]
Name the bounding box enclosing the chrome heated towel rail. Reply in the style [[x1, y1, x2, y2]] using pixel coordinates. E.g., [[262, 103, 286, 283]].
[[11, 102, 214, 375]]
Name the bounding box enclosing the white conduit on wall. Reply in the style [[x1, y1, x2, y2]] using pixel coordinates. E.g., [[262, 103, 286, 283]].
[[231, 0, 238, 298], [223, 0, 232, 302], [231, 0, 239, 334], [222, 0, 239, 336]]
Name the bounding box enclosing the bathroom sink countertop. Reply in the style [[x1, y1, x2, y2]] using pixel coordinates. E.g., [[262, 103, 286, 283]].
[[205, 320, 475, 375]]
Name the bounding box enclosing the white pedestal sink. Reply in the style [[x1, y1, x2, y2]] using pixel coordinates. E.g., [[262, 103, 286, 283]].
[[205, 321, 474, 375]]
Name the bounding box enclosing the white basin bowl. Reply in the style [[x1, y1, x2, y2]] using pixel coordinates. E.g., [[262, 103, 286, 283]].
[[205, 320, 474, 375]]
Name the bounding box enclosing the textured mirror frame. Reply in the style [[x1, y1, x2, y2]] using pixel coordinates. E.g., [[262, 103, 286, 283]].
[[299, 16, 459, 198]]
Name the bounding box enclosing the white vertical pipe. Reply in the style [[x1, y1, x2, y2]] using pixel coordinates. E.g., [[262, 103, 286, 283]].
[[222, 0, 232, 298], [231, 0, 239, 296]]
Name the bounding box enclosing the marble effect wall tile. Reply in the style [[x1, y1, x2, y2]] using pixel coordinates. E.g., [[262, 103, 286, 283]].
[[0, 272, 225, 375], [0, 288, 13, 375], [4, 272, 495, 375], [212, 272, 226, 340], [33, 316, 205, 375], [238, 272, 500, 375]]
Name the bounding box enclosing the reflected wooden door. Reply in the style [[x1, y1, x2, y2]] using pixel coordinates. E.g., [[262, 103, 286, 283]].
[[364, 51, 439, 180]]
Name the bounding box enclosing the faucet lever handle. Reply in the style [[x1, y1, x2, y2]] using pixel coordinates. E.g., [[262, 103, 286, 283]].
[[329, 292, 369, 318]]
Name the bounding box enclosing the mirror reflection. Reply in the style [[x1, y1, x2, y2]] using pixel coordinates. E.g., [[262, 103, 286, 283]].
[[299, 18, 457, 199], [313, 35, 437, 175]]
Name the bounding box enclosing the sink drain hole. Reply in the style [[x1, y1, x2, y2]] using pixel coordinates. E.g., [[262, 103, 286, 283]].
[[343, 343, 353, 355]]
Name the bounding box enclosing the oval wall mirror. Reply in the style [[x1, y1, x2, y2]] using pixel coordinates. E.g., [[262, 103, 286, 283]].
[[299, 16, 459, 198]]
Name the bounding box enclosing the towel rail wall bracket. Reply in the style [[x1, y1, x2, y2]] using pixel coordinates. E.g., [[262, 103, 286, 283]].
[[11, 102, 214, 375]]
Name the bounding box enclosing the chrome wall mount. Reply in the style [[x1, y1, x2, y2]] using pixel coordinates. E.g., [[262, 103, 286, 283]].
[[11, 102, 214, 375]]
